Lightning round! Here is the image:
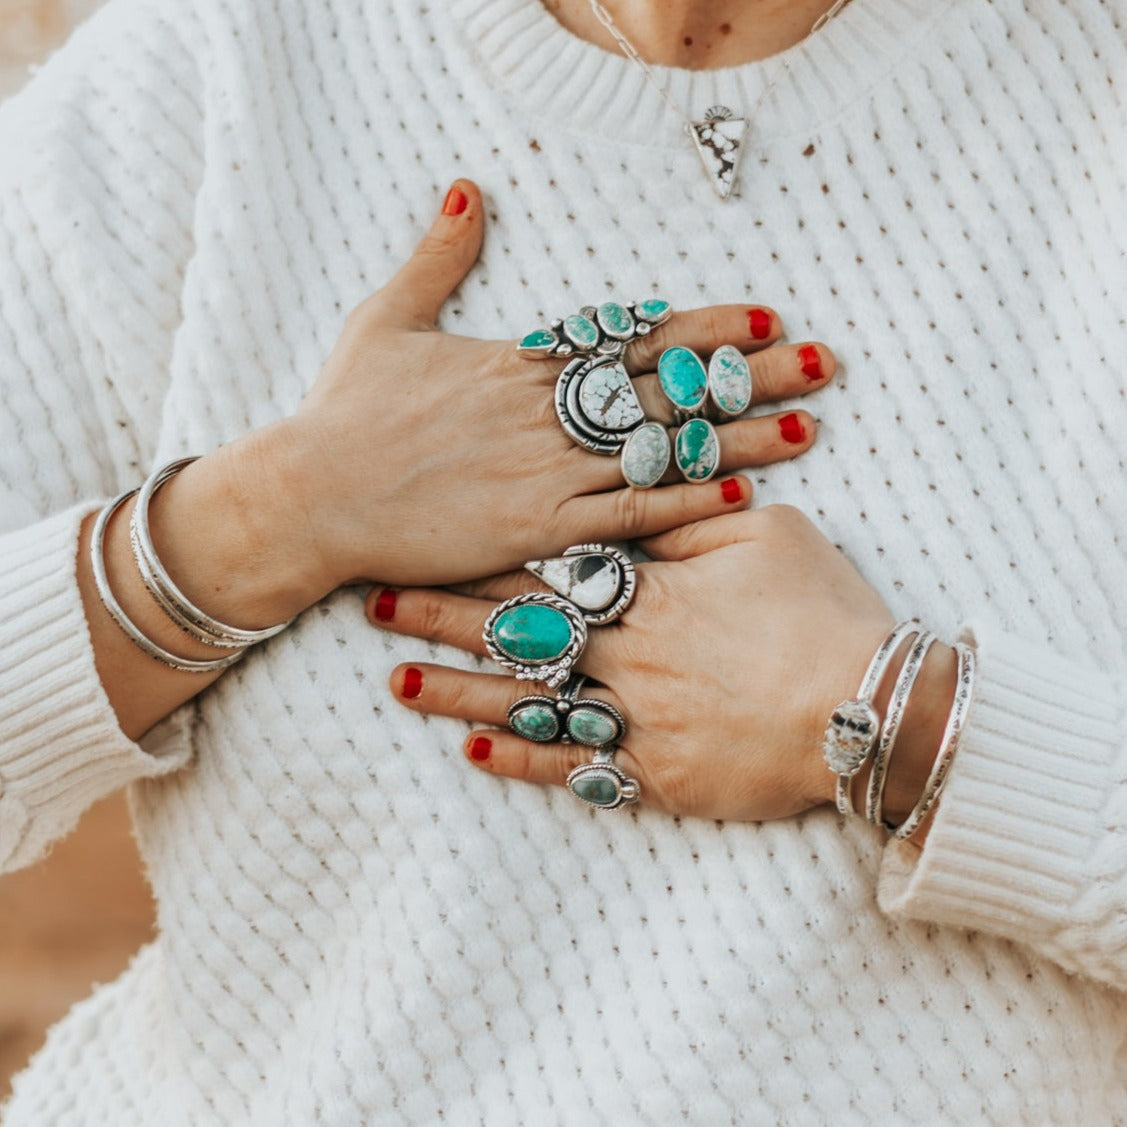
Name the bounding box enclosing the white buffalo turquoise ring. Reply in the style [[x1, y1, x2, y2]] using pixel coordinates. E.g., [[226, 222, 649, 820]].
[[518, 299, 672, 360], [483, 592, 589, 689]]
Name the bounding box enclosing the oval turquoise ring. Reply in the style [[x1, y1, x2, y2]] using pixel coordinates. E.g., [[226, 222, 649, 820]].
[[483, 592, 589, 689], [566, 748, 641, 810]]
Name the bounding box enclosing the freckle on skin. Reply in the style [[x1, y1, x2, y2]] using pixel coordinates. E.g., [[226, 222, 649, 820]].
[[719, 22, 732, 34], [683, 35, 693, 46]]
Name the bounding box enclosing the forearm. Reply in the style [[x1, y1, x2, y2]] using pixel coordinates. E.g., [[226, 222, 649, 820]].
[[76, 426, 331, 740]]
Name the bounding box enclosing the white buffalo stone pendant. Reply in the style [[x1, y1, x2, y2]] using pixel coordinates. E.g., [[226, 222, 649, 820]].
[[524, 543, 636, 625], [687, 106, 747, 200]]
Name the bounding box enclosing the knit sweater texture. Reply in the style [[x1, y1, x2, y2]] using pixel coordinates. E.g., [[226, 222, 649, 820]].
[[0, 0, 1125, 1122]]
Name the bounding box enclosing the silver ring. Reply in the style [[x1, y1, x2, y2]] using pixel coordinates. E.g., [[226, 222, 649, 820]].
[[518, 299, 672, 360], [567, 747, 641, 810], [523, 543, 636, 625], [483, 592, 588, 689], [554, 354, 646, 455], [508, 674, 628, 747]]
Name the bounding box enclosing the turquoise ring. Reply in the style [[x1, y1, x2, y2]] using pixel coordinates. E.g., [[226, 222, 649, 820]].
[[518, 299, 672, 360], [567, 748, 641, 810], [508, 675, 628, 747], [483, 592, 588, 689]]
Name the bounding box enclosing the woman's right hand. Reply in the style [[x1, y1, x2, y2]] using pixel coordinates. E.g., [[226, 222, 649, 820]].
[[169, 179, 836, 625]]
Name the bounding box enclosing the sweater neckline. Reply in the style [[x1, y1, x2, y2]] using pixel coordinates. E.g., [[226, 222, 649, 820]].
[[448, 0, 956, 148]]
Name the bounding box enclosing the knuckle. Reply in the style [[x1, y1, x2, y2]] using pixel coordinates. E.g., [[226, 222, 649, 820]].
[[417, 596, 452, 642], [759, 502, 806, 534], [610, 486, 648, 535]]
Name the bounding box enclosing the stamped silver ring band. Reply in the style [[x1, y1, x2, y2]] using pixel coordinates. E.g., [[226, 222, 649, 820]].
[[518, 299, 673, 360]]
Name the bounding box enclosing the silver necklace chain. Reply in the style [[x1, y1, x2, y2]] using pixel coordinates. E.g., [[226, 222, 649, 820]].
[[588, 0, 853, 132]]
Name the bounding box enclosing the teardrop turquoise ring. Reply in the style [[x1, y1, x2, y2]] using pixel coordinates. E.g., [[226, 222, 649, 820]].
[[518, 299, 673, 361], [483, 592, 589, 689]]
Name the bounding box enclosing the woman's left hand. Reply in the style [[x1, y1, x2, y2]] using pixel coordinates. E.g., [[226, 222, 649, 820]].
[[365, 507, 933, 823]]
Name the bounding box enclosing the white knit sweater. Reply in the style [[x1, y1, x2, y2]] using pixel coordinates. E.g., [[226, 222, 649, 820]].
[[1, 0, 1125, 1122]]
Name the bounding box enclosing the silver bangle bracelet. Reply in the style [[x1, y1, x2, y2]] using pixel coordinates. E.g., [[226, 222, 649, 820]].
[[130, 457, 292, 648], [865, 630, 936, 827], [825, 619, 919, 817], [891, 642, 976, 840], [91, 491, 246, 674]]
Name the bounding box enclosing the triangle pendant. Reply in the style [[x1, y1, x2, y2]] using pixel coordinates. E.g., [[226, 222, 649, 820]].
[[687, 106, 747, 200]]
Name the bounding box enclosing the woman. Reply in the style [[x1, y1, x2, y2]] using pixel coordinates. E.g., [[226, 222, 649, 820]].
[[1, 0, 1124, 1123]]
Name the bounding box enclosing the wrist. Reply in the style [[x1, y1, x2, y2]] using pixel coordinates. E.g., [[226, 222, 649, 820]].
[[147, 429, 336, 630]]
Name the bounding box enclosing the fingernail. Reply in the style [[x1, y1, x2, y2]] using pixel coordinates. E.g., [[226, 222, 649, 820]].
[[402, 667, 424, 699], [442, 185, 468, 216], [468, 736, 492, 762], [720, 476, 743, 503], [374, 588, 397, 621], [779, 412, 807, 444], [798, 344, 823, 381], [748, 308, 772, 339]]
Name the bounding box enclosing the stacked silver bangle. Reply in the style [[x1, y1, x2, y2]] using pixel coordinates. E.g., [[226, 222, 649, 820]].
[[91, 457, 291, 673], [822, 619, 976, 839]]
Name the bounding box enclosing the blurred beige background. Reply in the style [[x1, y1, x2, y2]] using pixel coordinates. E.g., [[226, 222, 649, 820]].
[[0, 0, 155, 1105]]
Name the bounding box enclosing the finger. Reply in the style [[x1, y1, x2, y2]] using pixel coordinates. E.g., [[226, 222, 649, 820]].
[[625, 304, 780, 373], [713, 409, 818, 470], [632, 342, 835, 424], [459, 731, 647, 804], [363, 179, 485, 329], [389, 662, 624, 728], [367, 585, 616, 678], [558, 472, 753, 544], [639, 510, 762, 560], [448, 569, 541, 602]]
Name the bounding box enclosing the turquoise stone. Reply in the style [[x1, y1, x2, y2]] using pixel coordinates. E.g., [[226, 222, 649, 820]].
[[511, 703, 561, 742], [707, 344, 752, 416], [621, 422, 670, 489], [675, 418, 720, 482], [597, 302, 634, 339], [519, 328, 556, 350], [636, 298, 671, 323], [658, 346, 708, 412], [563, 314, 599, 349], [571, 770, 621, 807], [566, 707, 620, 746], [492, 604, 574, 663]]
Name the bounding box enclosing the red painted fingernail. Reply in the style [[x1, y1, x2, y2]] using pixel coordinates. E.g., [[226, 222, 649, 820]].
[[779, 412, 807, 444], [442, 186, 468, 216], [798, 344, 823, 381], [402, 667, 424, 699], [720, 477, 743, 503], [469, 736, 492, 762], [374, 588, 397, 621], [748, 308, 772, 339]]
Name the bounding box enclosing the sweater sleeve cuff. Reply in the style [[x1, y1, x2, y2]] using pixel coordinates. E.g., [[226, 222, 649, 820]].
[[0, 504, 192, 872], [877, 624, 1124, 974]]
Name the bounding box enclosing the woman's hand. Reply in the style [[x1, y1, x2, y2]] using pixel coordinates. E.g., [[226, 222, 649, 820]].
[[217, 179, 836, 621], [367, 507, 958, 826]]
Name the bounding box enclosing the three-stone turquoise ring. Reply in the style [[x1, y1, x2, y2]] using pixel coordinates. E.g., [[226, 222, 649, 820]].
[[483, 592, 589, 689], [517, 299, 672, 361], [566, 748, 641, 810], [508, 674, 628, 746]]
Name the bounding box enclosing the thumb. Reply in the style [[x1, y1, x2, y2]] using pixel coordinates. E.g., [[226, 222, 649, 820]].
[[372, 179, 485, 329], [639, 506, 757, 561]]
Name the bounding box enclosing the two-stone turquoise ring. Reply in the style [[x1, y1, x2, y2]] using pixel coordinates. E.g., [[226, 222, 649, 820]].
[[507, 675, 627, 746], [517, 299, 672, 361]]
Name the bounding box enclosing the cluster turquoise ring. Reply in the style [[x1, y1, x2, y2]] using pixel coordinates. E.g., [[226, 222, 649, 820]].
[[518, 299, 672, 361]]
